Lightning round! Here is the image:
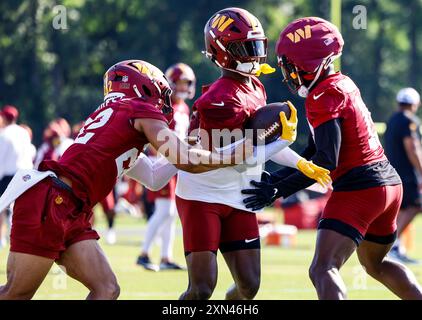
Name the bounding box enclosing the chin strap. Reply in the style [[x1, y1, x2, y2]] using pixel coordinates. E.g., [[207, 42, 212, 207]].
[[297, 52, 340, 98]]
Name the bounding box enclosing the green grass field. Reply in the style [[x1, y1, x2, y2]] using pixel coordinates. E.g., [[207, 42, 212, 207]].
[[1, 208, 422, 300]]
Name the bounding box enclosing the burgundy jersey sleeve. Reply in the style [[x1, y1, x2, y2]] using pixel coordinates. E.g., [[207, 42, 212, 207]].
[[127, 99, 168, 123], [306, 87, 345, 129]]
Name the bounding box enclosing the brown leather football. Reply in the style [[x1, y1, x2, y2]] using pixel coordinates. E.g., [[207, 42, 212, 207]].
[[245, 102, 292, 145]]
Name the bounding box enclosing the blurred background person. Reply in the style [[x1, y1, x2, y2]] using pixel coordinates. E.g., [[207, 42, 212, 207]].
[[136, 63, 194, 271], [98, 190, 118, 245], [34, 118, 73, 169], [20, 124, 37, 163], [0, 105, 34, 248], [54, 117, 74, 157], [0, 113, 5, 130], [0, 112, 4, 247], [34, 121, 64, 168], [385, 87, 421, 264]]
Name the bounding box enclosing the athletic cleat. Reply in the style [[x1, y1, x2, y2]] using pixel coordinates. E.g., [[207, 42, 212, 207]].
[[388, 246, 420, 265], [136, 256, 159, 272], [159, 261, 186, 271]]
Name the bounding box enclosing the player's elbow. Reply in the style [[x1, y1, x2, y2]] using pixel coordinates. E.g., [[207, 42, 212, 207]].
[[322, 161, 337, 171], [313, 159, 337, 172], [313, 153, 338, 171]]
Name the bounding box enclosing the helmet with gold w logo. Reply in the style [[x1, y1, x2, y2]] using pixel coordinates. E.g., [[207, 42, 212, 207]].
[[203, 7, 269, 76], [276, 17, 344, 97], [103, 60, 173, 114]]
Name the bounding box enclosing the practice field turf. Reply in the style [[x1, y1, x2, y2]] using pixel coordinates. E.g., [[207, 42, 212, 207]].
[[1, 208, 422, 300]]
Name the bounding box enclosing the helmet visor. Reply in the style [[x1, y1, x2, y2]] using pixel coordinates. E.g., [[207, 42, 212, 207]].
[[227, 39, 267, 62]]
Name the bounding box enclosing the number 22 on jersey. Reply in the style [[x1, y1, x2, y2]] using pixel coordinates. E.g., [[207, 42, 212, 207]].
[[74, 107, 139, 177]]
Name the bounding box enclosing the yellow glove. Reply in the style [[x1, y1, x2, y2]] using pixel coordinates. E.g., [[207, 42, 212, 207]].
[[255, 63, 276, 76], [296, 158, 332, 187], [279, 100, 298, 142]]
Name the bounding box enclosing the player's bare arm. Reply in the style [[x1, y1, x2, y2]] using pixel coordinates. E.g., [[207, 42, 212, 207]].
[[134, 118, 252, 173], [403, 136, 422, 176]]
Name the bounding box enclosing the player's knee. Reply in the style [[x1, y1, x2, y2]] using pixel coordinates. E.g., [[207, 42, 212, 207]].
[[309, 262, 330, 284], [105, 281, 120, 300], [359, 259, 381, 278], [0, 284, 36, 300], [190, 284, 214, 300], [238, 279, 260, 300], [93, 278, 120, 300]]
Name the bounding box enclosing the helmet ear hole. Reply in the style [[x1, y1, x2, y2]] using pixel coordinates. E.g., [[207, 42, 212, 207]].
[[142, 85, 152, 97], [210, 45, 218, 56]]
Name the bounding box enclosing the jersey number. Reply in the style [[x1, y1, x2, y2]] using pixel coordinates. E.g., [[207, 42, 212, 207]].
[[356, 96, 381, 151], [74, 107, 139, 176], [74, 108, 114, 144]]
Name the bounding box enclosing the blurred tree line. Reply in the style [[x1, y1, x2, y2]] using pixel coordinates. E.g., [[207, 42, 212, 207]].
[[0, 0, 421, 148]]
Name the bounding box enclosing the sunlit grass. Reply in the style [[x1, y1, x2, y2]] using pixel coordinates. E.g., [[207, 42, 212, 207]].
[[1, 207, 421, 300]]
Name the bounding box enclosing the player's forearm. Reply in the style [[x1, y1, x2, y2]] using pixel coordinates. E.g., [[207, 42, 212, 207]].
[[270, 119, 340, 197], [233, 139, 291, 172], [272, 151, 333, 198], [270, 146, 303, 168], [267, 136, 317, 180], [404, 140, 422, 175], [173, 148, 234, 173], [254, 139, 292, 164], [274, 171, 316, 198]]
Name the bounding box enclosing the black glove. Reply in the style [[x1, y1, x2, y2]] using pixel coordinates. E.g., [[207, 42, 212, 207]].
[[241, 171, 283, 211], [260, 170, 273, 183]]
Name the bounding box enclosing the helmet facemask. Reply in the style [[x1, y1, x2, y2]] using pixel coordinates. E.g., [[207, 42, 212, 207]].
[[278, 53, 339, 98], [138, 81, 173, 115], [159, 87, 173, 115], [278, 55, 303, 94], [226, 38, 269, 76]]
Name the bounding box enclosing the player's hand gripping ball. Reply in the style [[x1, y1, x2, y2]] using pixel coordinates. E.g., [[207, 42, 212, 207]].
[[245, 101, 297, 145]]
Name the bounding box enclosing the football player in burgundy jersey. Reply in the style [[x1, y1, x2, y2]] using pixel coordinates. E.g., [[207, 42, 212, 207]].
[[137, 63, 195, 271], [0, 60, 251, 300], [176, 8, 330, 300], [242, 17, 422, 299]]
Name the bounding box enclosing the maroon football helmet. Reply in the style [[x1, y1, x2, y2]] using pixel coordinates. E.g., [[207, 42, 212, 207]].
[[203, 7, 268, 76], [276, 17, 344, 97], [103, 60, 173, 114], [165, 63, 196, 99]]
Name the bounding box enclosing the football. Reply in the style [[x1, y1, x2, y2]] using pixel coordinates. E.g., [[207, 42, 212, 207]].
[[245, 102, 292, 145]]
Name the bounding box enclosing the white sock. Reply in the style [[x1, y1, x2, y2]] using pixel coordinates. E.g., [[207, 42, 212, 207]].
[[158, 200, 177, 261], [142, 198, 173, 255]]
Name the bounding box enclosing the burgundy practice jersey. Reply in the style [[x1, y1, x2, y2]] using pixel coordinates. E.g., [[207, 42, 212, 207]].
[[305, 72, 387, 181], [189, 76, 267, 149], [40, 97, 167, 207], [176, 75, 267, 211]]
